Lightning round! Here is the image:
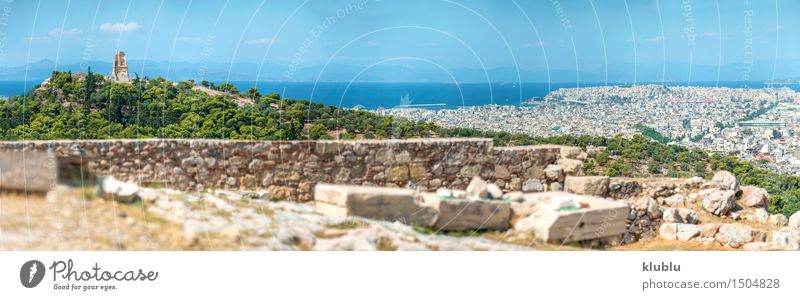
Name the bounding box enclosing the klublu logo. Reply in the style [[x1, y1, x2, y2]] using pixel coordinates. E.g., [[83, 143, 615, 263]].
[[20, 260, 46, 288]]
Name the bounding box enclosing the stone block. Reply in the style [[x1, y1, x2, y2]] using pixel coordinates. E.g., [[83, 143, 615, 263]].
[[420, 193, 511, 231], [513, 192, 629, 243], [0, 150, 58, 192], [564, 176, 609, 197], [314, 183, 436, 226]]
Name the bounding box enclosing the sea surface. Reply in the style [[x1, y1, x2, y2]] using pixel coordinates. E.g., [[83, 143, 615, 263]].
[[2, 80, 798, 109]]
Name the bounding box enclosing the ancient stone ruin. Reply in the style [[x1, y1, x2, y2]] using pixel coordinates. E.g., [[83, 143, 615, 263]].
[[110, 51, 130, 83], [1, 138, 799, 250]]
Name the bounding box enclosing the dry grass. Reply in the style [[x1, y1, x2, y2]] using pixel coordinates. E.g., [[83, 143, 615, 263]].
[[611, 239, 735, 251]]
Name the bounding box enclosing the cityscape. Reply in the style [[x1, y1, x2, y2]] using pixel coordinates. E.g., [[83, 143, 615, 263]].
[[383, 84, 800, 175]]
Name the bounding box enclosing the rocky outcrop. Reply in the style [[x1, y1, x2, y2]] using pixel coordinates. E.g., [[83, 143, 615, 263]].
[[769, 229, 800, 250], [715, 224, 765, 248], [700, 189, 737, 216], [740, 186, 769, 208], [712, 171, 739, 192]]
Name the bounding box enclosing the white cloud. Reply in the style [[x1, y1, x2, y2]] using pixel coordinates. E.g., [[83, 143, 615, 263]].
[[48, 27, 82, 38], [99, 22, 141, 34], [244, 38, 277, 45]]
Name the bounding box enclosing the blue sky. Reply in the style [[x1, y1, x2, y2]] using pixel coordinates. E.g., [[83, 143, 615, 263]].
[[0, 0, 797, 81]]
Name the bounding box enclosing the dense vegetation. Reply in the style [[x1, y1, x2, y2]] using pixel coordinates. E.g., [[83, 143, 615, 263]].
[[1, 71, 798, 216], [0, 70, 438, 140]]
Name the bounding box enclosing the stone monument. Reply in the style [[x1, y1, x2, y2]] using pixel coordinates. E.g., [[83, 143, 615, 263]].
[[110, 51, 130, 83]]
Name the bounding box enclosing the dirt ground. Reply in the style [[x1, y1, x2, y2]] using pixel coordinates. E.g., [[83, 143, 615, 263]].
[[0, 188, 181, 250]]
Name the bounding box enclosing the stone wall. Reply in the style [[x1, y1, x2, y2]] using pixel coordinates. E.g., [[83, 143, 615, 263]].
[[0, 139, 575, 201]]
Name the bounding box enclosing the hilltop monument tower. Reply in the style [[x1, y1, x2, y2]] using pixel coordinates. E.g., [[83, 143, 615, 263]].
[[110, 51, 130, 83]]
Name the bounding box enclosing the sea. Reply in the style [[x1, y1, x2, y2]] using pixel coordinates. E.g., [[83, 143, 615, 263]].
[[2, 80, 798, 109]]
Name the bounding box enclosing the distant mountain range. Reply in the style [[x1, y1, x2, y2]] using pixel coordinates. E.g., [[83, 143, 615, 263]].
[[2, 59, 798, 84]]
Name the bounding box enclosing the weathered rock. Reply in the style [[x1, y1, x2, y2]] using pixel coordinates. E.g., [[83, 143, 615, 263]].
[[662, 208, 682, 223], [556, 158, 582, 176], [486, 184, 504, 199], [493, 165, 511, 179], [549, 182, 562, 192], [465, 176, 489, 200], [649, 182, 676, 198], [637, 197, 662, 219], [700, 181, 721, 190], [711, 170, 739, 192], [385, 166, 409, 182], [676, 224, 700, 241], [564, 176, 609, 197], [543, 164, 564, 181], [247, 159, 263, 172], [559, 146, 582, 159], [739, 186, 769, 208], [685, 176, 705, 188], [522, 179, 545, 192], [608, 179, 642, 199], [277, 227, 317, 250], [409, 163, 427, 179], [699, 223, 722, 238], [677, 208, 699, 224], [686, 193, 698, 204], [514, 192, 629, 243], [715, 224, 759, 248], [662, 208, 698, 224], [97, 176, 140, 203], [663, 194, 685, 207], [789, 211, 800, 230], [768, 214, 789, 226], [314, 184, 436, 226], [747, 208, 769, 224], [742, 242, 769, 251], [659, 223, 677, 240], [769, 229, 800, 250], [700, 189, 737, 216], [421, 193, 512, 231], [267, 185, 295, 200]]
